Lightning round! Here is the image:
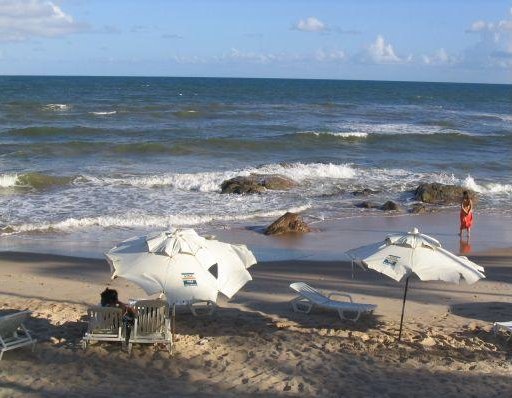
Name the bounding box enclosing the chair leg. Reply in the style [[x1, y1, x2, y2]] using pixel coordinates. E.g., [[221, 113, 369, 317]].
[[290, 297, 313, 314]]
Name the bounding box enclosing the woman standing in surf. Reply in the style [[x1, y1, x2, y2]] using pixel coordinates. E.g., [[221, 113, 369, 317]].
[[459, 191, 473, 239]]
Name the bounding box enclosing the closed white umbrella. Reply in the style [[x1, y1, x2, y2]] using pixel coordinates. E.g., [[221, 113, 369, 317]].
[[105, 229, 257, 305], [346, 227, 485, 341]]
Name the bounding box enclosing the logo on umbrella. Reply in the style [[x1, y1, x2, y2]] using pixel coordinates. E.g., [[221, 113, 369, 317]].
[[181, 273, 197, 287], [383, 255, 400, 267]]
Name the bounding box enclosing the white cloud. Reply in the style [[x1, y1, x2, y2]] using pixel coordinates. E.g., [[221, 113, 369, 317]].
[[293, 17, 326, 32], [358, 35, 407, 64], [464, 8, 512, 68], [0, 0, 86, 41], [315, 48, 345, 61], [421, 48, 458, 66]]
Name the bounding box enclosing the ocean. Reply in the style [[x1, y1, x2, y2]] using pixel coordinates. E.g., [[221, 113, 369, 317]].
[[0, 76, 511, 256]]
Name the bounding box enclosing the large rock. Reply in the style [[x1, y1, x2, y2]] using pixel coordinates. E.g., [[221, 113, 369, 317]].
[[221, 174, 297, 194], [414, 183, 477, 205], [264, 212, 310, 235]]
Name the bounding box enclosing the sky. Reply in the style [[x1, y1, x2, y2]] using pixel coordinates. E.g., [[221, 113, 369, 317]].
[[0, 0, 511, 83]]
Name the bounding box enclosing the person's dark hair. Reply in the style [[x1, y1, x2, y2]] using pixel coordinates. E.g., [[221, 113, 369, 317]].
[[100, 288, 118, 307], [463, 191, 469, 199]]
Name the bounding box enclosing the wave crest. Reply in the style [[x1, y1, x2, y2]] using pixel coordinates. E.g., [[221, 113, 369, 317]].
[[0, 172, 74, 189], [3, 205, 312, 234]]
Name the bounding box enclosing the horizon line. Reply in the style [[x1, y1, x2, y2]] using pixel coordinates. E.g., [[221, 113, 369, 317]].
[[0, 74, 509, 86]]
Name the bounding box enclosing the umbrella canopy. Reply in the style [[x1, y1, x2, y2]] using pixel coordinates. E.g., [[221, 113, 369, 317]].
[[346, 227, 485, 341], [105, 229, 257, 305], [346, 227, 485, 284]]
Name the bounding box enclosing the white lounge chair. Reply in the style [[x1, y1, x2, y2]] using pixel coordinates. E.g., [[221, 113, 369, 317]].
[[129, 299, 173, 354], [82, 306, 124, 350], [493, 321, 512, 340], [0, 311, 37, 360], [171, 299, 216, 317], [289, 282, 377, 322]]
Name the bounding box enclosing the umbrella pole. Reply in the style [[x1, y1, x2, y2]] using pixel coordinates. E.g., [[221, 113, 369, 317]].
[[397, 276, 410, 342]]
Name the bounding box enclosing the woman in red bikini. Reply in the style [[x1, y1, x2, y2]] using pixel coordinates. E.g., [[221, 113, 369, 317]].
[[459, 191, 473, 239]]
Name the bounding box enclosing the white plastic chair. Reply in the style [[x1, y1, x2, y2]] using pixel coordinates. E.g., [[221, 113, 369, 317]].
[[129, 299, 173, 354], [289, 282, 377, 322], [0, 311, 37, 360], [82, 306, 124, 350]]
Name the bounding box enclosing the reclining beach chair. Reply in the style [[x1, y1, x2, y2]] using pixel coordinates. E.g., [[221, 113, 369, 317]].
[[82, 306, 124, 350], [0, 310, 37, 360], [129, 299, 173, 354], [493, 321, 512, 340], [289, 282, 377, 322]]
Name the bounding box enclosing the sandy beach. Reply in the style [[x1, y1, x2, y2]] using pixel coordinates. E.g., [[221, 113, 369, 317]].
[[1, 233, 512, 397]]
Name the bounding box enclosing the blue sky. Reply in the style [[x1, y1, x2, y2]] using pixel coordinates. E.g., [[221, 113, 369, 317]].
[[0, 0, 511, 83]]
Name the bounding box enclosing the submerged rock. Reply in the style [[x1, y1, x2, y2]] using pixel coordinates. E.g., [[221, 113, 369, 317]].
[[409, 203, 429, 214], [220, 174, 297, 194], [264, 212, 310, 235], [355, 201, 380, 209], [352, 188, 380, 197], [414, 183, 477, 205], [380, 201, 402, 211]]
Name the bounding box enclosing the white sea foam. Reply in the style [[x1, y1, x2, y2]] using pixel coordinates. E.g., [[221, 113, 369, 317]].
[[90, 111, 117, 115], [256, 162, 356, 181], [337, 122, 455, 136], [299, 131, 368, 138], [43, 103, 70, 111], [4, 205, 312, 233], [0, 174, 19, 187], [462, 175, 512, 195], [87, 162, 357, 192]]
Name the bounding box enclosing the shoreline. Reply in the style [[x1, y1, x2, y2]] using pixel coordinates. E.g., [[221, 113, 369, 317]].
[[1, 209, 511, 261]]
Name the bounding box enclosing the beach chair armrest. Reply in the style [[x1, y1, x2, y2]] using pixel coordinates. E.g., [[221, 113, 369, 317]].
[[328, 293, 353, 303]]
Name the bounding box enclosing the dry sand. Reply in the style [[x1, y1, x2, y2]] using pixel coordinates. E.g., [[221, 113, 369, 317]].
[[1, 249, 512, 397]]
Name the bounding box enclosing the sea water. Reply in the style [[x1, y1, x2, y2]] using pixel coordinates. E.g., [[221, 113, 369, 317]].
[[0, 76, 510, 255]]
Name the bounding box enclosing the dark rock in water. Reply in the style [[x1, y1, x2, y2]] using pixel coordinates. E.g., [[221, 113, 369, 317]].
[[352, 188, 380, 197], [264, 212, 310, 235], [220, 174, 297, 194], [380, 201, 402, 211], [414, 183, 477, 205], [355, 201, 380, 209], [409, 203, 429, 214]]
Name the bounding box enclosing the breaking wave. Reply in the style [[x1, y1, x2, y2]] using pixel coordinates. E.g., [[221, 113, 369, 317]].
[[0, 172, 74, 189], [43, 103, 71, 111], [90, 111, 117, 115], [89, 162, 357, 192], [2, 205, 312, 234]]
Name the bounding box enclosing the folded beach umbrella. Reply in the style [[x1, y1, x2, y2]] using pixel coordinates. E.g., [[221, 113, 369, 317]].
[[346, 227, 485, 341], [105, 228, 257, 305]]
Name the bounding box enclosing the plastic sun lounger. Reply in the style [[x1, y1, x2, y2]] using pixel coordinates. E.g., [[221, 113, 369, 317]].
[[0, 310, 37, 360], [289, 282, 377, 322], [82, 306, 124, 350], [493, 321, 512, 340], [129, 299, 173, 354], [171, 299, 217, 317]]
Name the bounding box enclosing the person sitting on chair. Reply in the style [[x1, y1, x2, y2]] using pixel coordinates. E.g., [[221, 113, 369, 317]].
[[100, 288, 136, 343]]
